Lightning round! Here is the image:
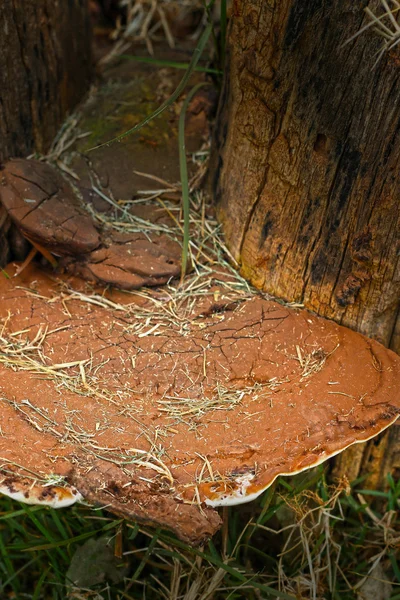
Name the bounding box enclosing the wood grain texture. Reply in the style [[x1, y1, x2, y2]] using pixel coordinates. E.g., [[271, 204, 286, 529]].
[[210, 0, 400, 488], [211, 0, 400, 352], [0, 0, 92, 162]]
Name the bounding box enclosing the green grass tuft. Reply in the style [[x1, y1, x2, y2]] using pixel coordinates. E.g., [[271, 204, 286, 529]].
[[0, 470, 398, 599]]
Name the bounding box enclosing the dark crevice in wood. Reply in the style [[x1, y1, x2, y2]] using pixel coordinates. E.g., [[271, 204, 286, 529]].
[[210, 0, 400, 487], [0, 0, 92, 163]]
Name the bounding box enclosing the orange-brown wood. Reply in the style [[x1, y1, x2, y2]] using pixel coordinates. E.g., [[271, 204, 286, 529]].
[[210, 0, 400, 487]]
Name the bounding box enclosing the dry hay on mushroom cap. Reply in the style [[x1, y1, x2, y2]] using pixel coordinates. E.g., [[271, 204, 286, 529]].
[[0, 159, 182, 289], [0, 265, 398, 544]]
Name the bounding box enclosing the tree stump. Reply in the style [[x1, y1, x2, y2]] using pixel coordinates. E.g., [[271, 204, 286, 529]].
[[0, 0, 92, 265], [210, 0, 400, 487], [0, 0, 92, 162]]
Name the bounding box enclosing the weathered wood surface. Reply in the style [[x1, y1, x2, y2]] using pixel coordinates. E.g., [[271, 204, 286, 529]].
[[0, 0, 92, 266], [211, 0, 400, 351], [0, 0, 92, 163], [210, 0, 400, 487]]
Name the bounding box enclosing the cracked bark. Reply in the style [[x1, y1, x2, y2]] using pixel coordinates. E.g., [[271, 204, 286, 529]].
[[210, 0, 400, 488], [0, 0, 92, 162], [0, 0, 92, 265]]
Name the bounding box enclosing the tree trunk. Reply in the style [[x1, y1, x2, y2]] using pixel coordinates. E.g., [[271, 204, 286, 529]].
[[210, 0, 400, 488], [0, 0, 92, 266], [0, 0, 92, 163]]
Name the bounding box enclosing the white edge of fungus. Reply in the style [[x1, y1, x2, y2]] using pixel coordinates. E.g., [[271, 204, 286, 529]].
[[0, 486, 83, 509], [205, 413, 400, 507], [0, 418, 398, 511]]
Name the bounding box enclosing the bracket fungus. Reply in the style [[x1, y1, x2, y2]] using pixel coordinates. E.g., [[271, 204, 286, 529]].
[[0, 160, 399, 544], [0, 260, 398, 544], [0, 160, 181, 288]]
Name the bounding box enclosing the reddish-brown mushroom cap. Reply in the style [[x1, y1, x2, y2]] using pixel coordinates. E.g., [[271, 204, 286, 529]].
[[0, 160, 181, 289], [0, 264, 398, 544]]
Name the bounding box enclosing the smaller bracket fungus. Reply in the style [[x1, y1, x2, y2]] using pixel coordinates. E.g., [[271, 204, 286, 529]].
[[0, 159, 181, 288], [0, 264, 398, 544]]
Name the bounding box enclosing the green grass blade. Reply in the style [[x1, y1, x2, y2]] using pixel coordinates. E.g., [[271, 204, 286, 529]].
[[156, 533, 295, 599], [0, 530, 20, 595], [32, 567, 51, 600], [49, 510, 70, 541], [207, 538, 221, 562], [278, 478, 294, 492], [354, 489, 389, 498], [13, 519, 123, 552], [0, 557, 37, 594], [220, 0, 227, 67], [131, 528, 161, 582], [120, 55, 222, 75], [20, 505, 68, 562], [0, 505, 44, 521], [127, 522, 140, 540], [389, 551, 400, 583], [203, 0, 220, 63], [178, 81, 211, 279], [88, 22, 213, 152]]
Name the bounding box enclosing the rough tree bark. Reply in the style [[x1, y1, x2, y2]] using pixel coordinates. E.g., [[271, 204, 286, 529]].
[[0, 0, 92, 162], [0, 0, 92, 265], [210, 0, 400, 487]]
